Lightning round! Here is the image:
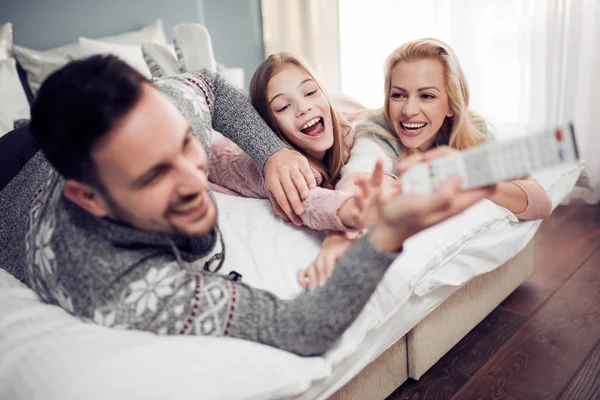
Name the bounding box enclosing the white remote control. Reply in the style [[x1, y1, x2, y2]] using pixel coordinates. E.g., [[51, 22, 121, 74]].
[[401, 123, 580, 194]]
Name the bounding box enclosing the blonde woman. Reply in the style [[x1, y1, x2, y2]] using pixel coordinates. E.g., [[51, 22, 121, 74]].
[[340, 38, 551, 220]]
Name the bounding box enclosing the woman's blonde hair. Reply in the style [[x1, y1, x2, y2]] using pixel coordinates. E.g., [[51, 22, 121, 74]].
[[249, 52, 348, 188], [367, 38, 487, 158]]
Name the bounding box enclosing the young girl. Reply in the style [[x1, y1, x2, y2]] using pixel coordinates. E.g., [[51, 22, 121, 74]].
[[340, 38, 552, 220], [208, 52, 382, 288]]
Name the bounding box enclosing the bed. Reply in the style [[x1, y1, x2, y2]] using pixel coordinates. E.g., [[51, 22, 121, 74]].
[[0, 14, 585, 400], [0, 160, 582, 400]]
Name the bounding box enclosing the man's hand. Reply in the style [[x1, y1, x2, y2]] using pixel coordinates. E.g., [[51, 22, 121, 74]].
[[338, 159, 400, 229], [264, 148, 317, 226], [371, 176, 496, 252], [298, 231, 355, 289], [370, 146, 497, 253], [395, 145, 456, 175]]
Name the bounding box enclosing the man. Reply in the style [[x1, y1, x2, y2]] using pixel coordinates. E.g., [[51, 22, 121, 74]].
[[10, 56, 492, 356]]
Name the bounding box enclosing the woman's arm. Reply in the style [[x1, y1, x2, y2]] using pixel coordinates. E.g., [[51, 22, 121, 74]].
[[488, 178, 552, 220], [486, 181, 528, 214]]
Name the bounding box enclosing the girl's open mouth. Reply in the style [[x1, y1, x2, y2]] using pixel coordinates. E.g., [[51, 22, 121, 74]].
[[301, 117, 325, 137]]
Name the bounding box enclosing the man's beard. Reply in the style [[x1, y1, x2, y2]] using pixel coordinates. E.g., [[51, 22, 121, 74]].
[[101, 187, 217, 237], [99, 187, 142, 229]]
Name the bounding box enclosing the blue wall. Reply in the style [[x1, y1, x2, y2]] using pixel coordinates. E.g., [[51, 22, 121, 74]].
[[202, 0, 265, 87], [0, 0, 264, 86], [0, 0, 202, 48]]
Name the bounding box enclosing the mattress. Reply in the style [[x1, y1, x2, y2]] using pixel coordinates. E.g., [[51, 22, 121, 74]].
[[298, 200, 542, 399], [0, 162, 581, 400]]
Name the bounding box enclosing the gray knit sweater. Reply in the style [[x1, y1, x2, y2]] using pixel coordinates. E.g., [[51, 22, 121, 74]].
[[2, 70, 400, 356]]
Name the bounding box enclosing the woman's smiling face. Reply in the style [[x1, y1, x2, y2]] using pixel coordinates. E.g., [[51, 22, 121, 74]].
[[388, 58, 454, 151]]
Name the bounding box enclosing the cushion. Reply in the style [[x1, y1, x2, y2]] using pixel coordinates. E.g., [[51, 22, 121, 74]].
[[141, 42, 182, 78], [78, 37, 151, 78], [0, 59, 31, 137], [0, 22, 12, 61], [0, 23, 30, 137], [13, 19, 166, 95], [0, 265, 331, 400]]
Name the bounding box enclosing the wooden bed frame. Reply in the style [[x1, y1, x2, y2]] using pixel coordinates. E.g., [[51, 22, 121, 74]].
[[330, 234, 536, 399]]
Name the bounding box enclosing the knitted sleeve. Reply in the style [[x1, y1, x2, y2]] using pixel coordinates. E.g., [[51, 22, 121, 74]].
[[201, 69, 287, 167], [85, 231, 397, 357], [512, 179, 552, 220], [208, 137, 269, 198], [155, 70, 285, 168], [299, 187, 352, 231], [229, 232, 398, 356]]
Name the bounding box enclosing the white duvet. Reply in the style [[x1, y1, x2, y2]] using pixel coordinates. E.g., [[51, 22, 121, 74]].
[[0, 162, 581, 400]]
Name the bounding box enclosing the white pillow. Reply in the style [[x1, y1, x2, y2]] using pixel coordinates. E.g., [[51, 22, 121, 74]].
[[0, 59, 30, 136], [0, 23, 30, 137], [78, 37, 151, 78], [141, 42, 182, 78], [0, 269, 330, 400], [0, 22, 13, 61], [13, 19, 166, 95]]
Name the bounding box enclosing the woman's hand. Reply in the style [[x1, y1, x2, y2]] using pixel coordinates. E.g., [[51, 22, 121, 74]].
[[396, 146, 533, 216], [298, 231, 356, 289]]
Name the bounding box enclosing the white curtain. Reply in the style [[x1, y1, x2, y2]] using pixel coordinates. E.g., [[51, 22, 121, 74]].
[[260, 0, 341, 92], [529, 0, 600, 204], [338, 0, 600, 203]]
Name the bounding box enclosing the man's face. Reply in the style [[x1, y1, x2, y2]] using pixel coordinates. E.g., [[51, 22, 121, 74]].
[[90, 83, 217, 236]]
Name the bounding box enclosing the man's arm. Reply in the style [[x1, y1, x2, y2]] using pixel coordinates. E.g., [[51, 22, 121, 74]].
[[86, 229, 397, 357], [229, 232, 397, 356], [201, 69, 285, 167], [88, 171, 492, 357]]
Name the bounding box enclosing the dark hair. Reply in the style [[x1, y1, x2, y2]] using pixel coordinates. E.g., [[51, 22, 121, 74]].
[[30, 55, 150, 185]]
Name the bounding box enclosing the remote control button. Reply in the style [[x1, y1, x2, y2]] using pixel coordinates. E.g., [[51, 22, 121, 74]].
[[556, 128, 563, 142]]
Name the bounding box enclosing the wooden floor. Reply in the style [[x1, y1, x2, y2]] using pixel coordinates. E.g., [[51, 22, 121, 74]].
[[388, 200, 600, 400]]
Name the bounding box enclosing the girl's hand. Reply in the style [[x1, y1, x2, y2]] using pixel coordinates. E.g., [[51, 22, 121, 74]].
[[297, 232, 355, 289]]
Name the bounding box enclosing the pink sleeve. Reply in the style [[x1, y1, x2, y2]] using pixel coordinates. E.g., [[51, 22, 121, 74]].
[[512, 179, 552, 220], [300, 187, 353, 231], [208, 138, 269, 198]]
